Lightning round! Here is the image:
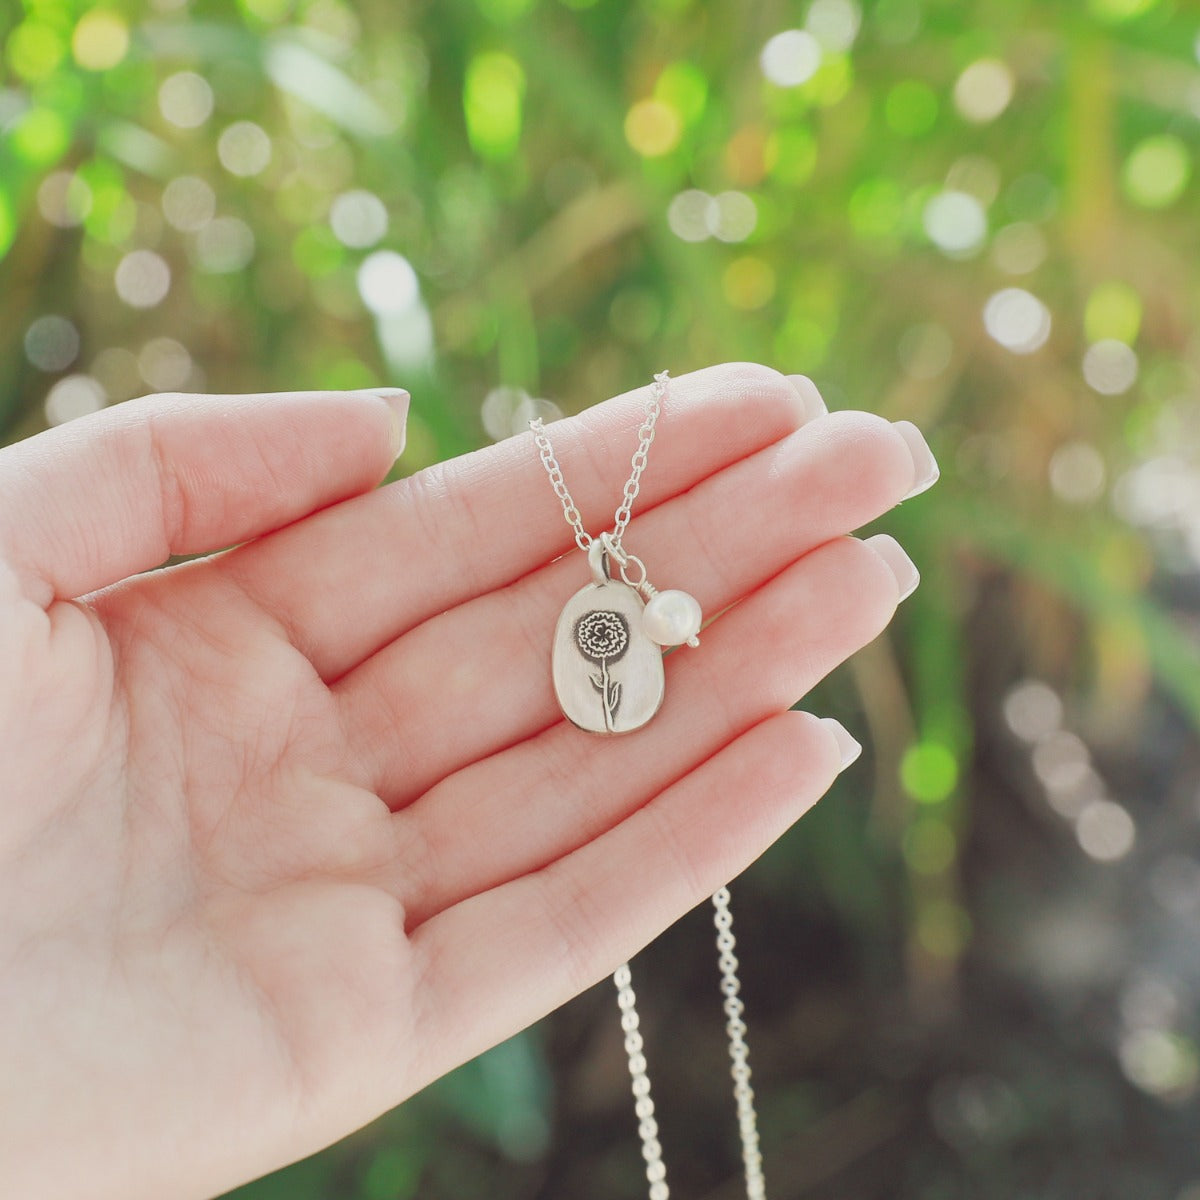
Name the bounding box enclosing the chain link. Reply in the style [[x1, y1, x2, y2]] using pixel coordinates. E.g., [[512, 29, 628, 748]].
[[529, 369, 670, 554], [613, 888, 765, 1200]]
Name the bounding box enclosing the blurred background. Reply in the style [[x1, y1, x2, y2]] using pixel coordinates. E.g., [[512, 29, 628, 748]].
[[4, 0, 1200, 1196]]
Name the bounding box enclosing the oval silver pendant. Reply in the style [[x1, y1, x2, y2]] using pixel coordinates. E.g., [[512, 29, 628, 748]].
[[552, 576, 665, 734]]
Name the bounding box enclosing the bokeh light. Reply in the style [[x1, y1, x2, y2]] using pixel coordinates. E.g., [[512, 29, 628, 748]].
[[1082, 339, 1139, 395], [710, 191, 757, 242], [6, 20, 66, 82], [900, 740, 959, 804], [217, 121, 273, 177], [1122, 134, 1191, 209], [1003, 679, 1063, 741], [903, 817, 957, 875], [667, 189, 717, 242], [330, 190, 389, 248], [1049, 441, 1107, 504], [24, 315, 80, 372], [114, 250, 171, 308], [138, 338, 192, 391], [8, 107, 71, 167], [624, 99, 681, 157], [464, 51, 524, 160], [71, 10, 129, 71], [357, 251, 419, 316], [982, 288, 1052, 354], [161, 176, 216, 232], [1119, 1030, 1199, 1102], [481, 386, 562, 441], [990, 221, 1047, 274], [1090, 0, 1159, 21], [953, 58, 1015, 123], [759, 30, 822, 87], [923, 189, 987, 257], [946, 154, 1001, 206], [193, 217, 256, 273], [1076, 799, 1136, 861], [722, 256, 775, 310], [88, 347, 137, 396], [1085, 280, 1142, 344], [1032, 730, 1091, 792], [158, 71, 214, 129], [37, 171, 92, 228], [805, 0, 861, 51], [43, 374, 105, 425]]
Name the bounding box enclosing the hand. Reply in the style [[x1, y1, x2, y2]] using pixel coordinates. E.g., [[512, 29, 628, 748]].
[[0, 363, 933, 1200]]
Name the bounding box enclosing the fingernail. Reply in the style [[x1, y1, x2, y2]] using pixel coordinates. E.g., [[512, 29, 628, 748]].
[[819, 717, 862, 770], [786, 374, 828, 424], [893, 420, 939, 499], [864, 532, 920, 601], [354, 388, 410, 458]]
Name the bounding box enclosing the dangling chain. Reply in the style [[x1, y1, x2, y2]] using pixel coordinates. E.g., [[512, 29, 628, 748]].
[[613, 893, 765, 1200], [712, 887, 766, 1200], [530, 371, 766, 1199]]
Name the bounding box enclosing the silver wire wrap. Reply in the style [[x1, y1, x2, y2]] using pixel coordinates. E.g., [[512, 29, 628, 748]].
[[529, 369, 669, 555], [613, 889, 765, 1200]]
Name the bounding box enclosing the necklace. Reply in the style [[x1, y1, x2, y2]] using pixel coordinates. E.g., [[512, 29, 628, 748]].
[[530, 370, 767, 1200], [529, 370, 702, 734]]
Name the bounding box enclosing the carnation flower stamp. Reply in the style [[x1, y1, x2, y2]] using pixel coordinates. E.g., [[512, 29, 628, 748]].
[[551, 543, 666, 734]]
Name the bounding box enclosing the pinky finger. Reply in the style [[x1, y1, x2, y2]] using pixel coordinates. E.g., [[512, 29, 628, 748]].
[[404, 710, 859, 1091]]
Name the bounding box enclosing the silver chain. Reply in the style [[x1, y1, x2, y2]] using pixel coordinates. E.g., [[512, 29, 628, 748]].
[[613, 891, 765, 1200], [532, 368, 764, 1198], [614, 964, 670, 1200], [529, 369, 668, 553], [713, 887, 766, 1200]]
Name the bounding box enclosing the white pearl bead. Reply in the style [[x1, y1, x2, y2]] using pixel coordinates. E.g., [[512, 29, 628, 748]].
[[642, 589, 702, 647]]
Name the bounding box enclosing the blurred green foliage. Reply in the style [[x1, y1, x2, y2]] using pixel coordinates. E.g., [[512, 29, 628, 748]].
[[5, 0, 1200, 1196]]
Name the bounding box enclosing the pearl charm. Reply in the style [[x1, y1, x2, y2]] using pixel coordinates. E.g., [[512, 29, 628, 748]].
[[642, 589, 702, 648]]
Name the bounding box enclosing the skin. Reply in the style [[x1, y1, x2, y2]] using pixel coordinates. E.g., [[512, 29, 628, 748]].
[[0, 363, 929, 1200]]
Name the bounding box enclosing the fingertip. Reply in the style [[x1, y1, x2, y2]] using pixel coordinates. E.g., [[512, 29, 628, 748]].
[[350, 388, 410, 459], [862, 532, 920, 602], [785, 374, 829, 424], [891, 419, 939, 499], [795, 709, 863, 773], [818, 716, 863, 770]]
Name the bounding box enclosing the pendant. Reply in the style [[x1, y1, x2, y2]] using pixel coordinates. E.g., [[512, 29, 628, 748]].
[[552, 543, 665, 734], [551, 538, 703, 735]]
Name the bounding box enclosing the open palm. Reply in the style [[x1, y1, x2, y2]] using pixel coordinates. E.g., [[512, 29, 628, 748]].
[[0, 363, 932, 1200]]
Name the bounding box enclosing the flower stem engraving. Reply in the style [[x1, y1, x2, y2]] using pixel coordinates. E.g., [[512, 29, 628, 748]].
[[574, 609, 630, 732]]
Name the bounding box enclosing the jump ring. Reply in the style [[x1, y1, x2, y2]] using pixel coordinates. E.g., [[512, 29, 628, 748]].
[[619, 554, 648, 589], [599, 531, 630, 567]]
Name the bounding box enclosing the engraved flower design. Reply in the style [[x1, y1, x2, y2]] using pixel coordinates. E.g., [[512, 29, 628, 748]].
[[574, 610, 629, 663], [574, 609, 629, 732]]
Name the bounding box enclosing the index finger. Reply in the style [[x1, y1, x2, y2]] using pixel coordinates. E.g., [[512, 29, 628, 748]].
[[224, 363, 818, 681], [0, 389, 406, 608]]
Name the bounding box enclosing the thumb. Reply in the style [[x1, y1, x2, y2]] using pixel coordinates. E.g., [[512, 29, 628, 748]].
[[0, 387, 409, 608]]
